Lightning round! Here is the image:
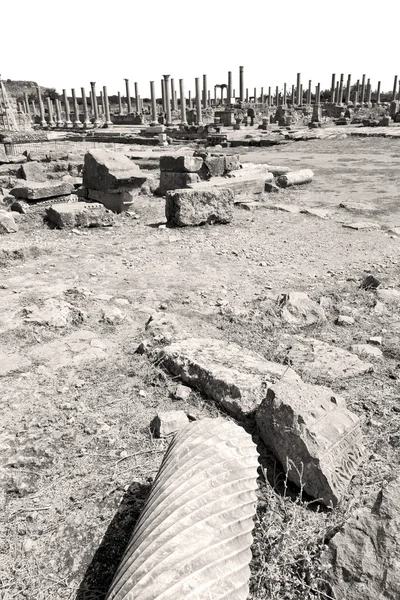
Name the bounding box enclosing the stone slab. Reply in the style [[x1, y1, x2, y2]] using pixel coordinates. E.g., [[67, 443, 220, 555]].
[[10, 180, 74, 200], [188, 174, 268, 195], [18, 162, 47, 182], [165, 188, 234, 227], [46, 202, 115, 228]]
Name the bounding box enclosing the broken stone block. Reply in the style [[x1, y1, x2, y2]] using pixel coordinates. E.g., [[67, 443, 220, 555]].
[[23, 298, 82, 328], [18, 161, 47, 182], [277, 291, 326, 326], [350, 344, 383, 359], [83, 149, 146, 191], [336, 315, 355, 326], [166, 188, 234, 227], [10, 200, 29, 214], [201, 156, 225, 178], [376, 288, 400, 303], [287, 338, 373, 380], [0, 211, 18, 234], [150, 410, 190, 437], [159, 171, 200, 196], [276, 169, 314, 188], [324, 477, 400, 599], [343, 221, 381, 231], [46, 202, 114, 228], [158, 337, 301, 418], [268, 165, 291, 176], [10, 180, 74, 201], [189, 174, 267, 195], [265, 183, 280, 193], [256, 378, 364, 506], [159, 155, 203, 173], [87, 188, 135, 213], [224, 155, 241, 172], [173, 384, 192, 401]]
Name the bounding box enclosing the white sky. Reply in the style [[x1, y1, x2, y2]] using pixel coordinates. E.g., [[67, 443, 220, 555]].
[[2, 0, 399, 97]]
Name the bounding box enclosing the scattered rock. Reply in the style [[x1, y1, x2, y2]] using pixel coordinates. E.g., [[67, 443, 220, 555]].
[[270, 203, 300, 214], [159, 171, 200, 195], [300, 207, 330, 219], [336, 315, 355, 326], [264, 182, 280, 193], [166, 188, 234, 227], [369, 336, 382, 345], [173, 383, 192, 401], [10, 200, 29, 214], [82, 149, 146, 191], [23, 298, 83, 328], [150, 410, 190, 437], [376, 288, 400, 303], [160, 155, 203, 173], [350, 344, 383, 359], [276, 169, 314, 188], [10, 180, 74, 201], [101, 306, 124, 324], [46, 202, 115, 228], [287, 338, 373, 380], [325, 477, 400, 599], [360, 275, 381, 290], [18, 161, 47, 182], [158, 337, 301, 418], [0, 350, 32, 376], [0, 210, 18, 234], [277, 292, 326, 326], [256, 378, 364, 506]]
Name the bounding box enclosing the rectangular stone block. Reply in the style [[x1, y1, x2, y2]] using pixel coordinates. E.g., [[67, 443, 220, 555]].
[[202, 156, 225, 178], [83, 149, 146, 191], [160, 155, 203, 173], [10, 180, 74, 200], [87, 188, 135, 213], [166, 188, 234, 227], [224, 155, 241, 172], [46, 202, 114, 228], [18, 161, 47, 182], [159, 171, 200, 196]]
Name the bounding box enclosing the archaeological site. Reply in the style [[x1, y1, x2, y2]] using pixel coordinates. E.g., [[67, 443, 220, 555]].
[[1, 58, 400, 600]]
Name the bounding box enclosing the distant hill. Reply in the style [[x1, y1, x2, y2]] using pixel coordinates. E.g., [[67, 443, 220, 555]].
[[2, 80, 59, 102]]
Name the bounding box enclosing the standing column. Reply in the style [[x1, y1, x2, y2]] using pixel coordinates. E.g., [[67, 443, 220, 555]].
[[239, 66, 244, 102], [161, 79, 166, 113], [195, 77, 203, 125], [188, 90, 192, 109], [291, 84, 295, 105], [275, 85, 279, 106], [100, 91, 105, 115], [296, 72, 301, 105], [37, 86, 46, 127], [118, 92, 123, 114], [366, 79, 372, 104], [260, 86, 264, 103], [227, 71, 232, 106], [299, 83, 303, 106], [393, 76, 398, 100], [103, 86, 112, 126], [55, 99, 63, 127], [24, 92, 32, 122], [283, 83, 287, 106], [207, 90, 210, 106], [268, 87, 272, 106], [90, 82, 100, 126], [62, 89, 72, 127], [316, 83, 321, 105], [125, 78, 132, 113], [376, 81, 381, 104], [134, 82, 140, 112], [345, 74, 351, 104], [245, 88, 249, 102], [179, 79, 187, 125], [150, 81, 157, 125], [338, 74, 344, 104], [334, 82, 339, 104], [220, 86, 224, 104], [331, 73, 336, 102], [307, 80, 312, 104], [202, 74, 207, 109], [46, 97, 55, 127], [360, 74, 366, 104], [71, 88, 81, 127], [31, 100, 36, 116], [254, 87, 256, 103], [81, 88, 90, 127], [163, 74, 172, 125], [214, 86, 217, 105], [171, 79, 177, 111]]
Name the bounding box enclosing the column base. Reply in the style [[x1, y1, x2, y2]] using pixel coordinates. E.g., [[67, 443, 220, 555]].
[[65, 121, 73, 128], [57, 121, 64, 128], [83, 120, 91, 128], [40, 120, 47, 127], [74, 121, 82, 128]]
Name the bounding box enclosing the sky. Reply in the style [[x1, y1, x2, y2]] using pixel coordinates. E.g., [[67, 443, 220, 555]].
[[2, 0, 400, 97]]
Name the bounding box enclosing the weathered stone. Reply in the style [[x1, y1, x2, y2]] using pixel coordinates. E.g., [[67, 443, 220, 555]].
[[360, 275, 381, 290], [201, 156, 225, 178], [0, 154, 27, 165], [173, 383, 192, 401], [23, 298, 82, 327], [224, 155, 241, 172], [10, 180, 74, 200], [256, 378, 364, 506], [189, 174, 268, 195], [87, 188, 135, 213], [276, 169, 314, 188], [158, 337, 301, 418], [268, 165, 291, 176], [287, 338, 373, 380], [277, 291, 326, 325], [343, 221, 381, 230], [150, 410, 190, 437], [0, 164, 21, 176], [159, 171, 200, 195], [325, 477, 400, 599], [100, 306, 125, 324], [46, 202, 114, 228], [271, 203, 300, 213], [83, 149, 146, 191], [10, 200, 29, 214], [265, 183, 280, 193], [336, 315, 355, 326], [160, 155, 203, 173], [18, 162, 47, 182], [0, 351, 32, 376], [351, 344, 383, 359], [0, 211, 18, 234], [166, 188, 234, 227], [300, 207, 331, 219], [376, 288, 400, 303]]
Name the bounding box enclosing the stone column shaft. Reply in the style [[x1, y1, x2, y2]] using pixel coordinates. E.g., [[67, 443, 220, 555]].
[[81, 88, 90, 127], [283, 83, 287, 106], [275, 85, 279, 106], [345, 74, 351, 104], [316, 83, 321, 105], [307, 80, 312, 104], [361, 74, 366, 104], [254, 87, 256, 103], [195, 77, 202, 125], [227, 71, 232, 106], [202, 74, 207, 109], [261, 86, 264, 103], [179, 79, 187, 125], [103, 86, 112, 126], [150, 81, 157, 125], [171, 79, 177, 111], [125, 79, 132, 113], [135, 82, 140, 112], [55, 99, 63, 127], [188, 90, 192, 109], [296, 72, 301, 105], [331, 74, 336, 102], [338, 74, 344, 105], [366, 79, 372, 104], [90, 82, 100, 125], [24, 93, 32, 122], [71, 88, 80, 127], [291, 84, 295, 105], [31, 100, 36, 116], [37, 86, 46, 127], [163, 74, 172, 125], [239, 66, 244, 102], [161, 79, 166, 112], [118, 92, 123, 114], [46, 97, 55, 127], [376, 81, 381, 104], [268, 87, 272, 106], [393, 75, 398, 100], [62, 88, 72, 127], [245, 88, 249, 103]]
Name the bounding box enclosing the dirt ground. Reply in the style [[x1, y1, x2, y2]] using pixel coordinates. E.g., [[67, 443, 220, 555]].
[[1, 135, 400, 599]]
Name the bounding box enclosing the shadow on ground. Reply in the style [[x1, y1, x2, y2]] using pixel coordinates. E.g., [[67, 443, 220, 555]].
[[75, 481, 151, 600]]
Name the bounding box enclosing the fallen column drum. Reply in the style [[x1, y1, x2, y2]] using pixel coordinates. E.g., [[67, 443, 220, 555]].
[[106, 417, 259, 600]]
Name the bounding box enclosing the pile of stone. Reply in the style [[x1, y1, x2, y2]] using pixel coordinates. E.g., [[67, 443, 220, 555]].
[[79, 149, 147, 213]]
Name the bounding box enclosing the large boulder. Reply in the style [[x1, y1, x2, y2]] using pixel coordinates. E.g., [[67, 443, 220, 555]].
[[158, 337, 301, 418], [18, 161, 47, 182], [166, 188, 234, 227], [256, 378, 364, 506], [10, 180, 74, 200], [82, 149, 146, 191], [46, 202, 114, 228], [0, 211, 18, 234], [324, 477, 400, 598]]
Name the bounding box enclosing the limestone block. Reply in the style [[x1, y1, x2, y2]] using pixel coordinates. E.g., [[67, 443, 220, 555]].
[[276, 169, 314, 188], [165, 188, 234, 227], [277, 291, 326, 325], [158, 337, 301, 418], [10, 180, 74, 200], [159, 171, 200, 196], [159, 155, 203, 173], [46, 202, 114, 228], [201, 156, 225, 178], [83, 149, 146, 191], [224, 155, 241, 172], [0, 210, 18, 234], [150, 410, 190, 437], [325, 477, 400, 598], [87, 188, 135, 213], [105, 418, 259, 600], [18, 162, 47, 182], [256, 378, 364, 506]]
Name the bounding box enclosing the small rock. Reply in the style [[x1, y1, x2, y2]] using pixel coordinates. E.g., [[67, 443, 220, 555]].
[[376, 288, 400, 303], [139, 390, 146, 398], [173, 384, 192, 401], [101, 306, 124, 324], [336, 315, 355, 326], [369, 336, 382, 345], [277, 291, 326, 326], [0, 210, 18, 234], [150, 410, 190, 437], [360, 275, 381, 290], [351, 344, 383, 359]]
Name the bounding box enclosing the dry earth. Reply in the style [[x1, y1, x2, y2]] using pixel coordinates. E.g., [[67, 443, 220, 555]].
[[1, 135, 400, 599]]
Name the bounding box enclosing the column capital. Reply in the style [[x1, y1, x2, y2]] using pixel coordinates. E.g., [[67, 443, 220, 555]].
[[163, 74, 171, 80]]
